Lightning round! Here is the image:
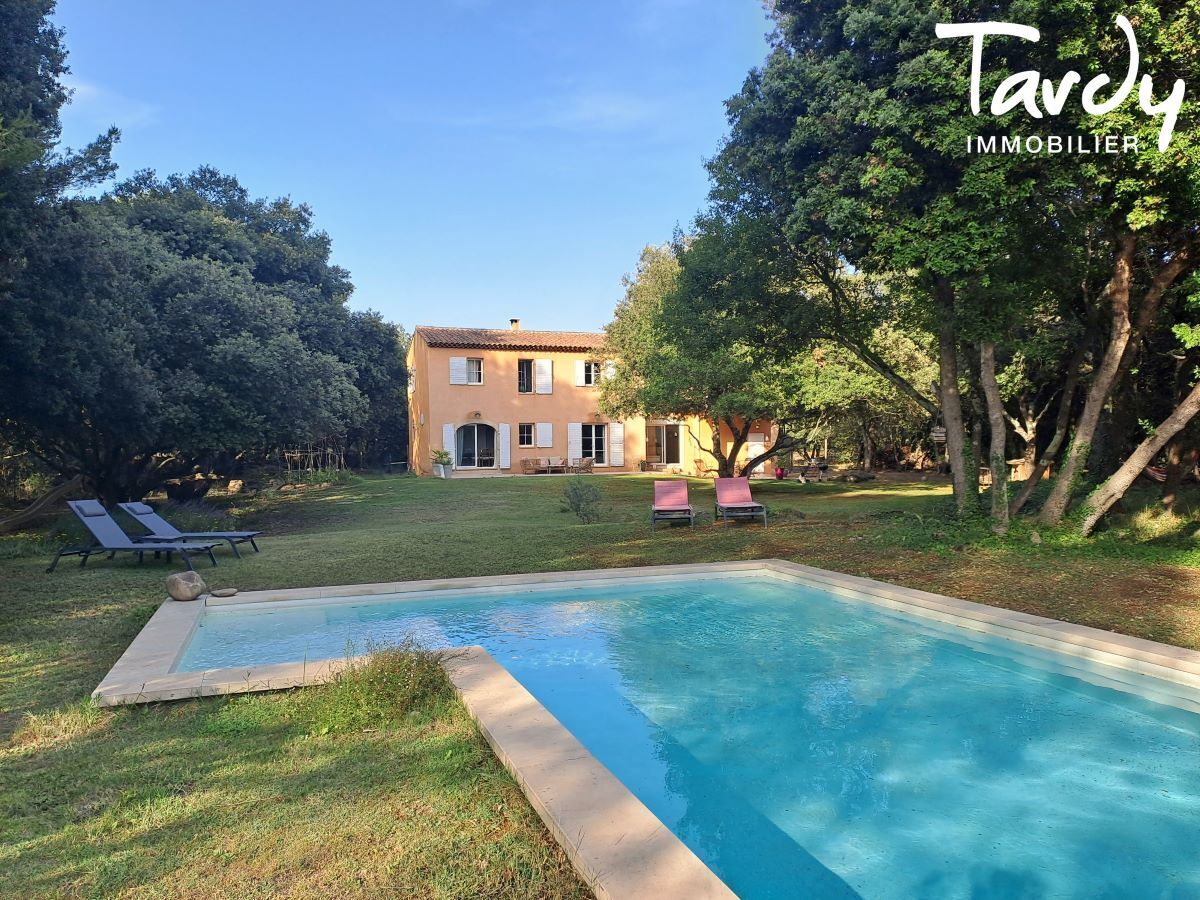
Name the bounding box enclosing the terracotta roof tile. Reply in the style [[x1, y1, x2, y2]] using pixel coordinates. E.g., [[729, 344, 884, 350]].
[[414, 326, 607, 352]]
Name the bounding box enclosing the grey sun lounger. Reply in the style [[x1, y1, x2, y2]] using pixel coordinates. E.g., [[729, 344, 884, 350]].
[[119, 501, 261, 558], [47, 500, 220, 573]]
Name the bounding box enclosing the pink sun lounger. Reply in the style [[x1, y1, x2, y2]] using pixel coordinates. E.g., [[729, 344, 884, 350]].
[[651, 480, 695, 529], [714, 477, 767, 526]]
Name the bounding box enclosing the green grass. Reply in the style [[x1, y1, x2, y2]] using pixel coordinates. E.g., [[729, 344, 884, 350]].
[[2, 471, 1199, 897]]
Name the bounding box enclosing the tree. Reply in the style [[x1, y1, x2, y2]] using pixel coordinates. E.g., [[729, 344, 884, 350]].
[[708, 0, 1200, 536], [344, 312, 410, 466], [0, 0, 115, 283], [601, 242, 809, 476], [109, 168, 411, 468], [0, 202, 365, 503], [1080, 379, 1200, 535], [0, 4, 410, 497], [708, 0, 1055, 514], [793, 334, 939, 469]]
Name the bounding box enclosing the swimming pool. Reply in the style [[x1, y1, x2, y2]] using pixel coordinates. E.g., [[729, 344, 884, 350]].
[[175, 570, 1200, 899]]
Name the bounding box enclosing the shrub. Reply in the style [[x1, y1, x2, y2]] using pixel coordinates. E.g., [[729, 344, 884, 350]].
[[561, 476, 604, 524], [281, 467, 358, 487], [297, 640, 453, 736]]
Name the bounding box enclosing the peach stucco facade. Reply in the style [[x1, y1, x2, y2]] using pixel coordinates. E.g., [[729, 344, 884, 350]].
[[407, 324, 775, 477]]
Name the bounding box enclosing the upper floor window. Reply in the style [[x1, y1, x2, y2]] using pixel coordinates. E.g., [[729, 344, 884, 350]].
[[517, 359, 533, 393], [466, 358, 483, 384], [583, 361, 602, 386]]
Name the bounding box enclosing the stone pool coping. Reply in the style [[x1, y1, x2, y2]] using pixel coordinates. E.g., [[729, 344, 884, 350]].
[[445, 646, 735, 899], [90, 558, 1200, 898]]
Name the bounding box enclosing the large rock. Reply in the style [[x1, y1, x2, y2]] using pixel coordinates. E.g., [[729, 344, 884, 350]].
[[166, 571, 207, 601]]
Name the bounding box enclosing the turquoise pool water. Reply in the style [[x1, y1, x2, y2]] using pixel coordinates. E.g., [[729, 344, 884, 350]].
[[178, 575, 1200, 898]]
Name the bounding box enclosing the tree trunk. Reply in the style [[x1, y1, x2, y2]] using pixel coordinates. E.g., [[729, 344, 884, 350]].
[[1021, 435, 1037, 468], [970, 413, 984, 491], [724, 417, 752, 477], [1010, 344, 1085, 516], [743, 432, 799, 477], [1080, 380, 1200, 535], [1160, 356, 1192, 512], [0, 475, 84, 534], [1008, 395, 1041, 469], [809, 259, 939, 416], [1161, 435, 1186, 512], [935, 279, 972, 514], [1040, 234, 1137, 525], [695, 416, 735, 476], [980, 341, 1009, 531], [862, 420, 874, 470], [840, 337, 939, 416]]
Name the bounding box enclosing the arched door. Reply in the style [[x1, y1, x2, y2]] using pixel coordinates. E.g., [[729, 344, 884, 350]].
[[456, 424, 496, 468]]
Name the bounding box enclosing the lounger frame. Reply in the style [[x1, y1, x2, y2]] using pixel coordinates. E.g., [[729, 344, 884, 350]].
[[713, 503, 767, 526]]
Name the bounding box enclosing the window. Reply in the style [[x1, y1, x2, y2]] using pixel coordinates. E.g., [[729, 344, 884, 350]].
[[455, 423, 495, 467], [466, 358, 483, 385], [583, 361, 602, 386], [517, 359, 533, 393], [518, 423, 534, 447], [581, 423, 606, 464]]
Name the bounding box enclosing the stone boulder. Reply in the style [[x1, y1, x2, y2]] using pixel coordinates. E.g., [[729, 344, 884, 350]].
[[166, 571, 207, 601]]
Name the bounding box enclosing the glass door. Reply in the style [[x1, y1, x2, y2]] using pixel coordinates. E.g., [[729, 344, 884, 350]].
[[663, 424, 681, 465], [456, 424, 496, 468], [476, 425, 495, 467], [456, 425, 477, 467]]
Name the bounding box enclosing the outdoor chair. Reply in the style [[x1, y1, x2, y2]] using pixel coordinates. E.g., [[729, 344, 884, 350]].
[[48, 500, 220, 573], [520, 457, 540, 474], [651, 480, 695, 529], [547, 457, 569, 474], [118, 502, 261, 558], [714, 477, 767, 526], [570, 457, 594, 474]]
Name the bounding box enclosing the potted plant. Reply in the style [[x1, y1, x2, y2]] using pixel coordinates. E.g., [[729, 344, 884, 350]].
[[431, 449, 453, 478]]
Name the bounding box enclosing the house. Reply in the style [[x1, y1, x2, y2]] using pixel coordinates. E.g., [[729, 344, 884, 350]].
[[406, 319, 776, 476]]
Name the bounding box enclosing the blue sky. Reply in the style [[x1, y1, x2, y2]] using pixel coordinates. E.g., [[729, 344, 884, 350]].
[[53, 1, 770, 333]]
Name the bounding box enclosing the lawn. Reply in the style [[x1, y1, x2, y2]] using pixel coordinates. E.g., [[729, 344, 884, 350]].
[[2, 472, 1199, 897]]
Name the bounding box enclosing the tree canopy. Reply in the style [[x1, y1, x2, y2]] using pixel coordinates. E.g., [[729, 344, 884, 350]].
[[0, 4, 408, 502], [604, 0, 1200, 535]]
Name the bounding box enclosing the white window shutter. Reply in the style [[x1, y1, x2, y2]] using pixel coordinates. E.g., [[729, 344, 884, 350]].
[[574, 360, 586, 386], [441, 424, 455, 467], [498, 423, 511, 469], [535, 359, 553, 394], [609, 422, 625, 467], [603, 360, 615, 381], [536, 422, 553, 448], [567, 423, 582, 460], [449, 357, 467, 385]]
